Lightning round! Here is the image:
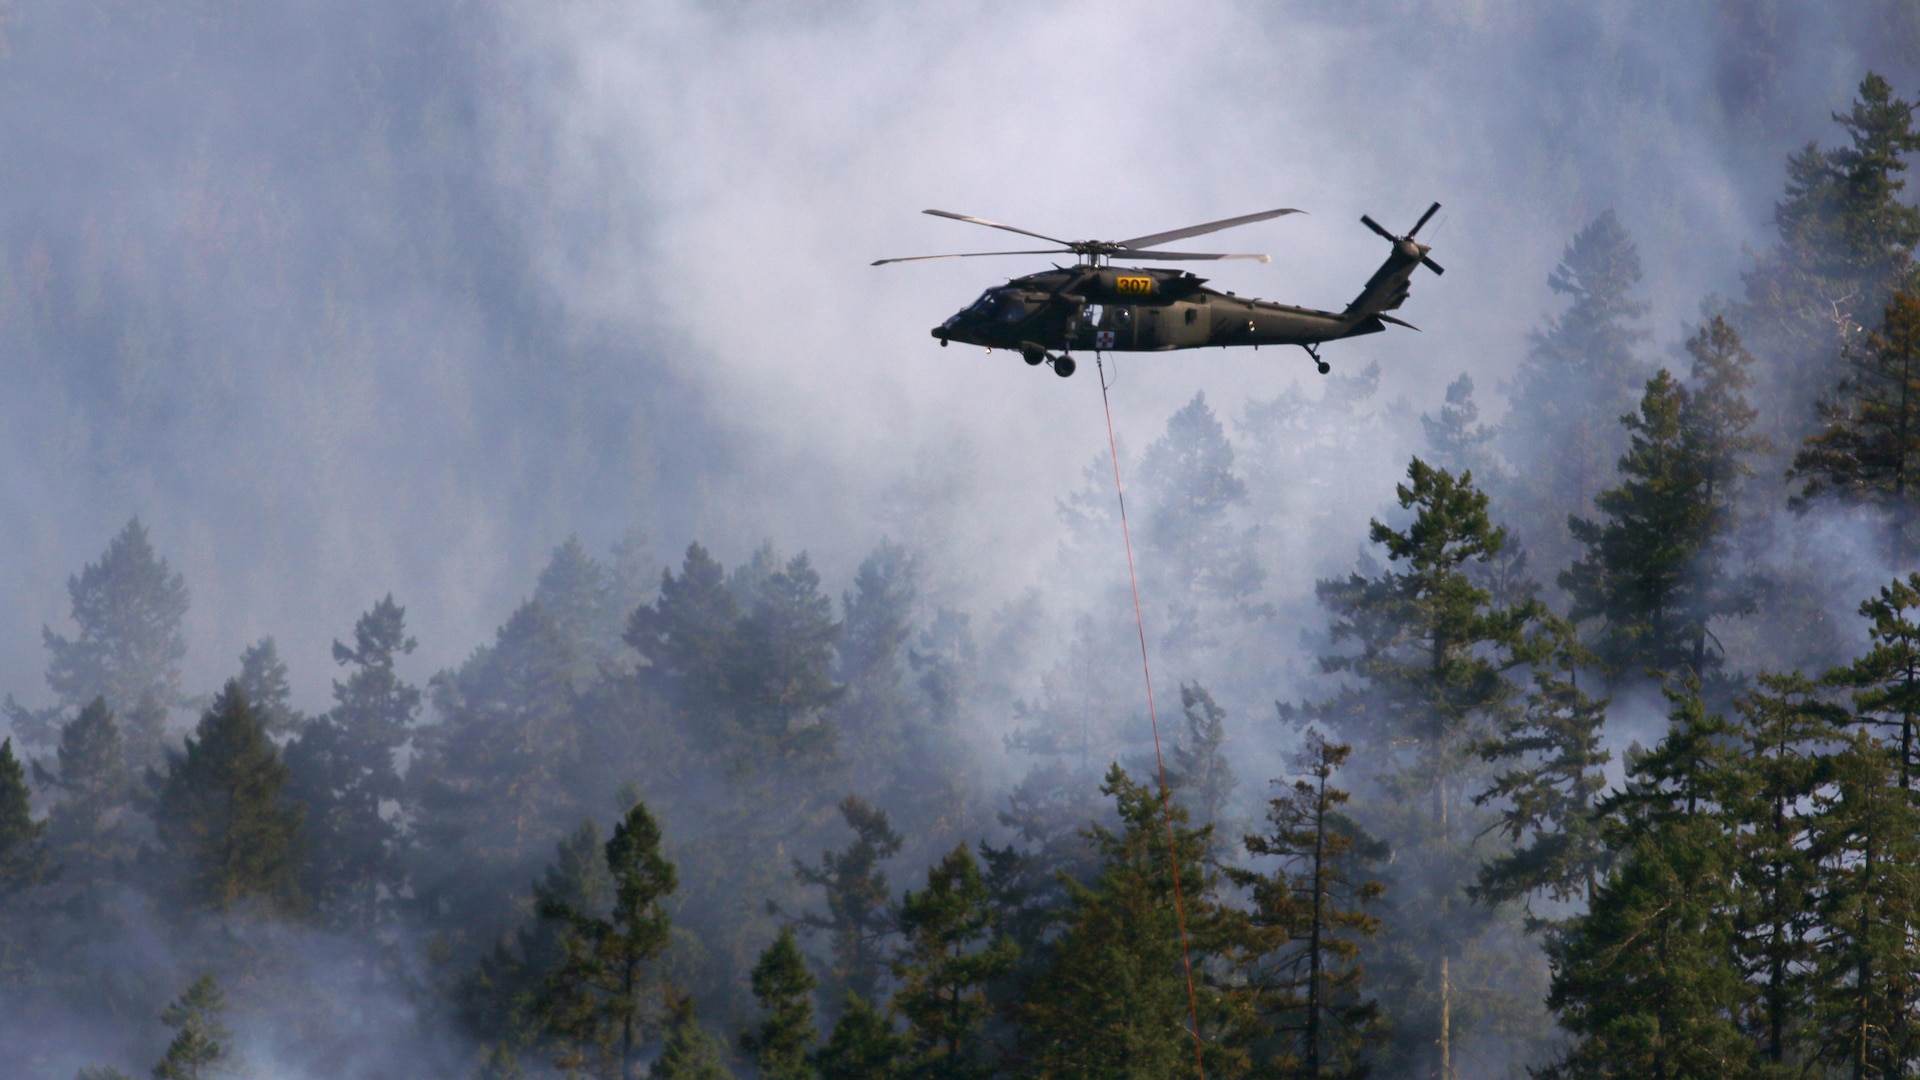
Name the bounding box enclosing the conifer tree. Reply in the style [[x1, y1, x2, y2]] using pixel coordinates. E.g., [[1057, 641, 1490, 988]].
[[1745, 73, 1920, 440], [151, 682, 302, 914], [892, 843, 1014, 1080], [44, 518, 190, 723], [1169, 683, 1235, 844], [813, 995, 905, 1080], [535, 537, 618, 683], [1420, 373, 1501, 483], [648, 995, 729, 1080], [1541, 684, 1754, 1080], [741, 927, 816, 1080], [0, 738, 47, 898], [536, 799, 677, 1080], [1473, 621, 1612, 910], [1503, 211, 1652, 562], [1136, 391, 1264, 638], [235, 637, 303, 740], [1828, 572, 1920, 786], [836, 541, 920, 774], [1723, 673, 1842, 1072], [1807, 731, 1920, 1078], [1791, 290, 1920, 559], [36, 696, 135, 906], [795, 796, 903, 1008], [151, 974, 231, 1080], [1233, 733, 1386, 1080], [286, 596, 419, 927], [1017, 766, 1234, 1080]]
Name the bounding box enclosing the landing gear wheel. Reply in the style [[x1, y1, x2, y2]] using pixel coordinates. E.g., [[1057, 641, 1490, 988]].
[[1316, 359, 1330, 374], [1054, 355, 1077, 378], [1022, 345, 1046, 366]]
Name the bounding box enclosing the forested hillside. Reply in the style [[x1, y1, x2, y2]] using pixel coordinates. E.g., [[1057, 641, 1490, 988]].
[[13, 2, 1920, 1078]]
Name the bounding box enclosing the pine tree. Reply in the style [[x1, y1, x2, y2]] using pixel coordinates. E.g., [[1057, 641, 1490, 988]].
[[795, 796, 903, 1008], [151, 974, 231, 1080], [1829, 573, 1920, 786], [1169, 683, 1235, 843], [43, 518, 190, 724], [286, 596, 419, 927], [536, 799, 678, 1080], [836, 541, 920, 774], [151, 682, 303, 914], [1542, 684, 1755, 1080], [34, 696, 136, 907], [813, 995, 905, 1080], [1790, 290, 1920, 559], [648, 994, 730, 1080], [1744, 73, 1920, 442], [1420, 373, 1501, 483], [1725, 672, 1842, 1071], [536, 537, 618, 683], [1503, 211, 1652, 563], [741, 928, 816, 1080], [235, 637, 303, 740], [892, 843, 1014, 1080], [1807, 731, 1920, 1078], [1473, 621, 1612, 910], [0, 738, 47, 898], [1135, 391, 1263, 649], [1233, 733, 1386, 1080], [1017, 766, 1233, 1080]]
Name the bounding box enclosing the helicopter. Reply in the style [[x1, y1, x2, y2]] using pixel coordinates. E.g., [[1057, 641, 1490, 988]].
[[873, 202, 1444, 377]]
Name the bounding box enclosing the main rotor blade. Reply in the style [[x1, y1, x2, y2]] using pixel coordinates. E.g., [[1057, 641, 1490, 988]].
[[1420, 254, 1446, 275], [1360, 214, 1397, 242], [1113, 250, 1271, 262], [1408, 201, 1442, 238], [922, 210, 1074, 247], [1117, 208, 1303, 250], [871, 249, 1070, 266]]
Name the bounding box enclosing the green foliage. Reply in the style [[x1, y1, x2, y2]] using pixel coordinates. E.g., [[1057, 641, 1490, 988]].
[[235, 637, 303, 740], [1791, 290, 1920, 558], [813, 994, 906, 1080], [1169, 683, 1235, 843], [151, 682, 303, 914], [1420, 373, 1501, 483], [35, 696, 136, 907], [535, 800, 678, 1080], [151, 974, 231, 1080], [1473, 621, 1612, 909], [795, 795, 903, 1008], [1231, 733, 1386, 1080], [0, 738, 48, 897], [286, 596, 419, 928], [43, 518, 191, 722], [1828, 572, 1920, 785], [1017, 765, 1234, 1080], [741, 927, 816, 1080], [892, 843, 1014, 1080], [648, 994, 731, 1080], [1136, 390, 1263, 633]]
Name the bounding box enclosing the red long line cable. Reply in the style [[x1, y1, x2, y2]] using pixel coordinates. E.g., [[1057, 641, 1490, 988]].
[[1095, 356, 1206, 1080]]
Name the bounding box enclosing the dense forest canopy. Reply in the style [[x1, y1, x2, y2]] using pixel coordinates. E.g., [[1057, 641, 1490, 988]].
[[13, 3, 1920, 1079]]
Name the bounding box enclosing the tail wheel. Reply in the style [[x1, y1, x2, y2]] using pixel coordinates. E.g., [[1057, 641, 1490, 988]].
[[1054, 355, 1076, 378]]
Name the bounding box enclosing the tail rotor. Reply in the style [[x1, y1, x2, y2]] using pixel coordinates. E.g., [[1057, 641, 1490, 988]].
[[1361, 202, 1445, 276]]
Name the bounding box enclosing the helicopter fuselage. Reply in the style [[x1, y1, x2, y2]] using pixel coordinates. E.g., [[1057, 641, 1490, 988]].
[[932, 259, 1410, 360]]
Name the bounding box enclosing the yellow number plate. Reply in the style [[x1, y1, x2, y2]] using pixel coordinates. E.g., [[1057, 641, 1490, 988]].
[[1115, 276, 1153, 295]]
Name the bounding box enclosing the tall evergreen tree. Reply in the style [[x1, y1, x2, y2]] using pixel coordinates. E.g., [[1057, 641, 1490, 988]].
[[286, 596, 419, 927], [647, 995, 730, 1080], [235, 637, 303, 740], [1790, 290, 1920, 559], [1421, 373, 1501, 483], [1135, 391, 1264, 650], [813, 995, 905, 1080], [1473, 621, 1612, 910], [150, 682, 303, 914], [892, 843, 1014, 1080], [741, 928, 816, 1080], [1744, 73, 1920, 444], [35, 696, 135, 907], [151, 974, 231, 1080], [836, 541, 920, 776], [0, 738, 47, 898], [1828, 572, 1920, 786], [795, 796, 903, 1009], [1503, 211, 1652, 566], [1169, 683, 1235, 844], [1232, 733, 1386, 1080], [9, 519, 190, 757], [1017, 766, 1236, 1080], [536, 800, 678, 1080]]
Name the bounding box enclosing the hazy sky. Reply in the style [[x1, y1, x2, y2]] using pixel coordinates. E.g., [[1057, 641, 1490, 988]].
[[0, 0, 1911, 719]]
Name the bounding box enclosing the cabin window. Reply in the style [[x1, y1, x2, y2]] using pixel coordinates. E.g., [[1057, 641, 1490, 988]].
[[1184, 307, 1197, 324]]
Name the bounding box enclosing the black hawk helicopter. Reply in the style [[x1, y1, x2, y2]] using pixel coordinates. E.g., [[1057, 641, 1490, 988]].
[[874, 203, 1444, 377]]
